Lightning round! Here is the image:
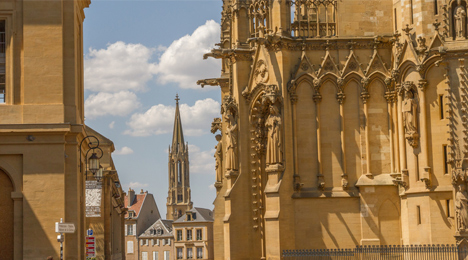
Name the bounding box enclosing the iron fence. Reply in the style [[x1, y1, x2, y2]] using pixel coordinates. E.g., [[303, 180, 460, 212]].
[[283, 244, 468, 260]]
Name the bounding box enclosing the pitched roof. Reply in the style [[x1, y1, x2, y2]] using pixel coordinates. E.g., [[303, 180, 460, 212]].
[[124, 193, 147, 218], [139, 219, 174, 238], [173, 207, 214, 223]]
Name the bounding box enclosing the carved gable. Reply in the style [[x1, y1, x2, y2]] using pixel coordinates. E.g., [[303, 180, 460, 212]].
[[365, 51, 389, 76], [318, 52, 340, 77], [342, 52, 365, 77]]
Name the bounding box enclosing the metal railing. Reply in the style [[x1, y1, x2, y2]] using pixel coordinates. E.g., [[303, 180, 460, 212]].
[[283, 244, 468, 260]]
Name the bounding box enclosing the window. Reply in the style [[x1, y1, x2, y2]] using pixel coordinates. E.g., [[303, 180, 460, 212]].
[[151, 239, 154, 246], [127, 241, 134, 254], [444, 145, 449, 175], [447, 199, 451, 217], [187, 229, 192, 241], [177, 230, 182, 241], [187, 248, 193, 259], [178, 161, 182, 183], [177, 248, 183, 259], [156, 228, 163, 235], [394, 8, 398, 32], [0, 20, 5, 104], [142, 252, 148, 260], [440, 95, 445, 119], [140, 239, 144, 246], [129, 211, 134, 218], [128, 224, 134, 236], [417, 206, 421, 225], [156, 239, 160, 246], [434, 0, 438, 15], [192, 213, 196, 220], [153, 251, 159, 260], [187, 213, 192, 221], [167, 238, 171, 245], [197, 248, 203, 259], [196, 229, 202, 240], [177, 194, 183, 203], [164, 251, 170, 260], [410, 0, 414, 24]]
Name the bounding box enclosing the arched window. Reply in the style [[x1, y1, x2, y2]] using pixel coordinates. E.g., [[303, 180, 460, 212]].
[[177, 161, 182, 183]]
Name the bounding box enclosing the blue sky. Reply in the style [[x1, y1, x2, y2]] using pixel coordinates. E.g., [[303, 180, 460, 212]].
[[83, 1, 222, 217]]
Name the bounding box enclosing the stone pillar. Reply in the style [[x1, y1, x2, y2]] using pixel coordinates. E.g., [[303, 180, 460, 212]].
[[12, 191, 23, 260], [417, 79, 431, 187]]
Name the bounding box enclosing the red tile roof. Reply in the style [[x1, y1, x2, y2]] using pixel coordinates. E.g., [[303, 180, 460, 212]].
[[124, 193, 147, 218]]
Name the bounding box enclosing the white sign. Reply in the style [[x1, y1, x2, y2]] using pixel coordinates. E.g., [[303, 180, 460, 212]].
[[86, 180, 102, 218], [55, 222, 76, 233]]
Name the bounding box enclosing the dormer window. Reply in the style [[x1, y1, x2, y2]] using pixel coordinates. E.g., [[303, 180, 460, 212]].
[[128, 211, 134, 218], [192, 213, 196, 220], [187, 213, 192, 221]]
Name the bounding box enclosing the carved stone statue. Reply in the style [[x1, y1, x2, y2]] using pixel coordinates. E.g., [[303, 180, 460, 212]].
[[403, 90, 418, 134], [225, 110, 238, 171], [455, 0, 467, 39], [265, 104, 283, 166], [456, 183, 468, 231], [214, 134, 223, 183]]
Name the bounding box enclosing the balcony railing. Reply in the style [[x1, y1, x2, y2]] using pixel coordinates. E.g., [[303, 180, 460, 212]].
[[283, 244, 468, 259], [291, 21, 336, 38]]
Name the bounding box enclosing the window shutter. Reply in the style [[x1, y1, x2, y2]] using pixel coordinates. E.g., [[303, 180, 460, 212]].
[[133, 224, 137, 234], [168, 239, 171, 245], [125, 225, 128, 236]]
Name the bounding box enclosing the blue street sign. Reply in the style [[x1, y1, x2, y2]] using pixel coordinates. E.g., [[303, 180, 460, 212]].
[[87, 229, 93, 236]]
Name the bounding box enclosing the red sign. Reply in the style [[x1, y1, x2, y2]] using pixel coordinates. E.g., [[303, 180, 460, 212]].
[[85, 236, 96, 258]]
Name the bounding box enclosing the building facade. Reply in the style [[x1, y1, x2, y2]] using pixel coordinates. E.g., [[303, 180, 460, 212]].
[[167, 95, 193, 220], [173, 208, 214, 260], [199, 0, 468, 259], [139, 218, 175, 260], [0, 0, 125, 259], [125, 188, 162, 260]]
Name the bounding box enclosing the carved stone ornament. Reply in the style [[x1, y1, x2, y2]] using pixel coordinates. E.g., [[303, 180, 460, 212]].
[[402, 81, 419, 148], [254, 60, 269, 85], [456, 182, 468, 232], [214, 134, 223, 185], [221, 95, 239, 172], [265, 102, 283, 167], [211, 117, 222, 134], [454, 0, 467, 40]]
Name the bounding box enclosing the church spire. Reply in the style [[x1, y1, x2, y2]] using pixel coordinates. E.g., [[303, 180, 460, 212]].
[[167, 94, 192, 220], [172, 94, 185, 151]]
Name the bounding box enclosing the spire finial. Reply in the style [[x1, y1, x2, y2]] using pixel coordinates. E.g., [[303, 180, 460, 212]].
[[175, 94, 180, 104]]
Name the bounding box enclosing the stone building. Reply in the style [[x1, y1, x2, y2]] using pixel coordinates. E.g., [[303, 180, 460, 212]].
[[0, 0, 125, 259], [198, 0, 468, 259], [173, 208, 214, 260], [138, 218, 174, 260], [167, 95, 193, 221], [125, 188, 161, 260]]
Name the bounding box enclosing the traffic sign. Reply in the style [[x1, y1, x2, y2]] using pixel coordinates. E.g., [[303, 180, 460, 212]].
[[86, 236, 96, 258], [87, 229, 93, 236], [55, 222, 76, 233]]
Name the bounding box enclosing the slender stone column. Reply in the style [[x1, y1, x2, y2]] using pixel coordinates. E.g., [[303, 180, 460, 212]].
[[314, 93, 324, 188], [361, 79, 371, 176], [418, 79, 431, 186], [338, 92, 348, 188], [397, 85, 408, 175]]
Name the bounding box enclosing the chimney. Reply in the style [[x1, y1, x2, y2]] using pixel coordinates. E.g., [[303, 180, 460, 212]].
[[128, 188, 135, 206], [140, 189, 144, 194]]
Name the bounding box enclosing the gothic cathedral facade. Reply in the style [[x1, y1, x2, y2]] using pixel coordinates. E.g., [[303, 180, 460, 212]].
[[199, 0, 468, 259], [167, 95, 193, 220]]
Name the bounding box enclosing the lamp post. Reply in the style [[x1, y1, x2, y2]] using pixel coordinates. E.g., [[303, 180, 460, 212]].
[[79, 135, 104, 181]]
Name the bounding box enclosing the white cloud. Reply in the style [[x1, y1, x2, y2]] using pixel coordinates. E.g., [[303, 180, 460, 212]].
[[208, 184, 215, 190], [155, 20, 221, 89], [188, 144, 216, 175], [85, 91, 141, 119], [84, 41, 157, 93], [128, 182, 149, 189], [109, 121, 115, 129], [114, 146, 134, 155], [125, 98, 220, 137]]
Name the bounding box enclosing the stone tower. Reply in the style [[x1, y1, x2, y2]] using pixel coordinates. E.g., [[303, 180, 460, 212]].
[[166, 95, 193, 220], [199, 0, 468, 259]]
